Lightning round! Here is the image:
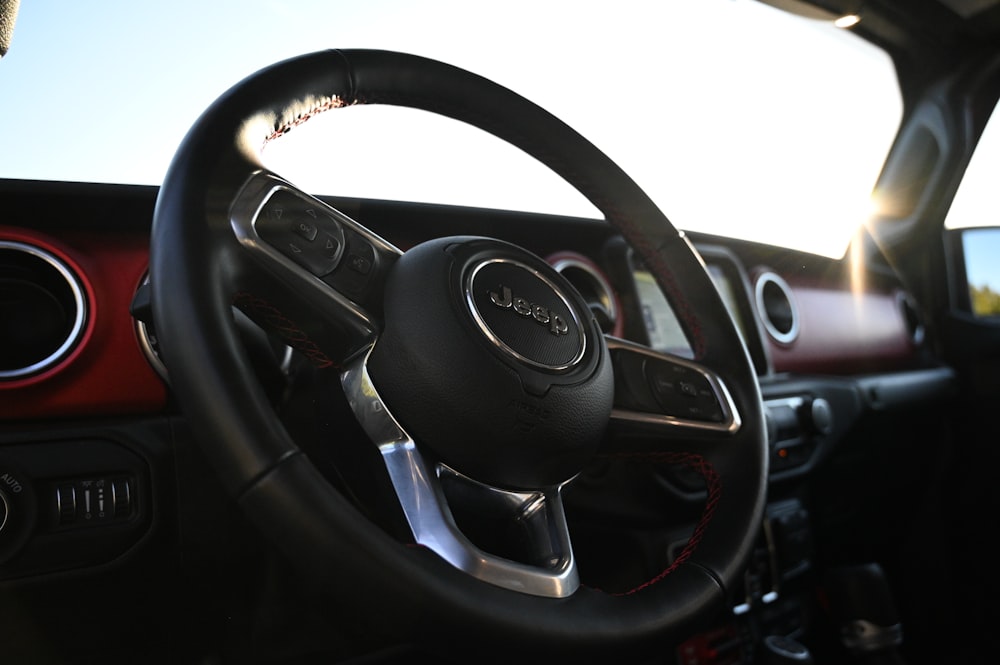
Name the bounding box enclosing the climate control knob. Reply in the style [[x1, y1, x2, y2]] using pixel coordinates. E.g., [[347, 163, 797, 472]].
[[0, 466, 35, 565], [0, 489, 8, 535]]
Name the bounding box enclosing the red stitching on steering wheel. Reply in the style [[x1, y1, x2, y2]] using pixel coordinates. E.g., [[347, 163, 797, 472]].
[[233, 292, 339, 369], [263, 96, 351, 146], [601, 451, 721, 596]]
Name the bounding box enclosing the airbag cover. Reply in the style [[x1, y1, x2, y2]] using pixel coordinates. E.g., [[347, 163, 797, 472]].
[[367, 236, 612, 489]]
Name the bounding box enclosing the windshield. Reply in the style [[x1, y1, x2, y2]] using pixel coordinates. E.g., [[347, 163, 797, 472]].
[[0, 0, 900, 258]]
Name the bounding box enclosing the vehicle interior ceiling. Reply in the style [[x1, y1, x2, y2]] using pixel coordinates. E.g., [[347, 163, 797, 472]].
[[2, 0, 999, 664]]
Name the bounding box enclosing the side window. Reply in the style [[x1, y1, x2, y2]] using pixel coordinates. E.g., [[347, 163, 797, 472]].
[[945, 104, 1000, 318], [960, 229, 1000, 318]]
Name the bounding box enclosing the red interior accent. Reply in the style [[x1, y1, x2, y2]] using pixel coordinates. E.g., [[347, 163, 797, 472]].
[[0, 226, 167, 421], [756, 269, 916, 375], [595, 451, 721, 597], [676, 624, 744, 665]]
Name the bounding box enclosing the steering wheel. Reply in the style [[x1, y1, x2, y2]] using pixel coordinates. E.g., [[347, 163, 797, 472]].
[[150, 49, 767, 663]]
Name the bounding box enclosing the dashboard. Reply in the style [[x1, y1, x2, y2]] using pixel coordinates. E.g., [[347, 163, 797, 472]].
[[0, 178, 948, 448], [0, 177, 959, 664]]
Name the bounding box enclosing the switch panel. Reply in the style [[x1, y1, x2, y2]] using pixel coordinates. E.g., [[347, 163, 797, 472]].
[[0, 438, 150, 579], [55, 476, 134, 526]]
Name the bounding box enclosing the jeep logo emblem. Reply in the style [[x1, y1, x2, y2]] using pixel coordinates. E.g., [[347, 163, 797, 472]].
[[488, 285, 570, 336]]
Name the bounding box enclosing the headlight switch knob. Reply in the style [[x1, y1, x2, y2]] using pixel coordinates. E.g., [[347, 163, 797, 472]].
[[0, 488, 8, 535]]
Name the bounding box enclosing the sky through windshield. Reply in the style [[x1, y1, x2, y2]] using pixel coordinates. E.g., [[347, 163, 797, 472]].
[[0, 0, 901, 258]]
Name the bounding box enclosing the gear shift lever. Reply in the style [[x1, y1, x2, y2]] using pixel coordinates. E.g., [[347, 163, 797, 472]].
[[760, 635, 815, 664], [824, 563, 905, 663]]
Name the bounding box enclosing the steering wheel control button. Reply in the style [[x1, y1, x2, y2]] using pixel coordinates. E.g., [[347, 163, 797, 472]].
[[467, 258, 585, 372], [256, 189, 346, 276], [610, 348, 663, 412], [330, 231, 378, 298], [291, 219, 318, 242], [347, 250, 372, 275], [645, 357, 724, 422]]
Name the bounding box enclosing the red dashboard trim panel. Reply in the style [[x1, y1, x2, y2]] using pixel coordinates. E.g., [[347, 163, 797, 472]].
[[764, 277, 917, 376], [0, 226, 167, 421], [0, 206, 924, 422]]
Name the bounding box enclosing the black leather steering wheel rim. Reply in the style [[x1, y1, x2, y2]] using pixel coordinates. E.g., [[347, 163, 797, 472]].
[[150, 49, 767, 663]]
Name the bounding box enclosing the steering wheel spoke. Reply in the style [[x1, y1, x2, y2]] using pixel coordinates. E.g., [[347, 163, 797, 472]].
[[606, 336, 742, 447], [228, 172, 402, 364], [341, 350, 579, 598]]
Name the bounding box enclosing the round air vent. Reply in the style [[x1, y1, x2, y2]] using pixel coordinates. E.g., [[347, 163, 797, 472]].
[[548, 253, 619, 335], [754, 271, 799, 345], [0, 240, 88, 380]]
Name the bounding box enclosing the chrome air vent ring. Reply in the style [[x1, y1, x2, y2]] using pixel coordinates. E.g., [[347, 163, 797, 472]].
[[0, 240, 88, 380], [754, 271, 799, 345]]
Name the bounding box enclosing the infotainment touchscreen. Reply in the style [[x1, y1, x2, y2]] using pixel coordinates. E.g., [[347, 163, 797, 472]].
[[633, 262, 747, 356]]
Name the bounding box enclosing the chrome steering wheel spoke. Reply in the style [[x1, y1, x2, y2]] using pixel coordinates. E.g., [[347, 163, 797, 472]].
[[606, 336, 742, 443], [341, 349, 579, 598], [229, 171, 403, 362]]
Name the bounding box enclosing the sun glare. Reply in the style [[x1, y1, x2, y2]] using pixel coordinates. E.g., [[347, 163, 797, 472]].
[[834, 14, 862, 29]]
